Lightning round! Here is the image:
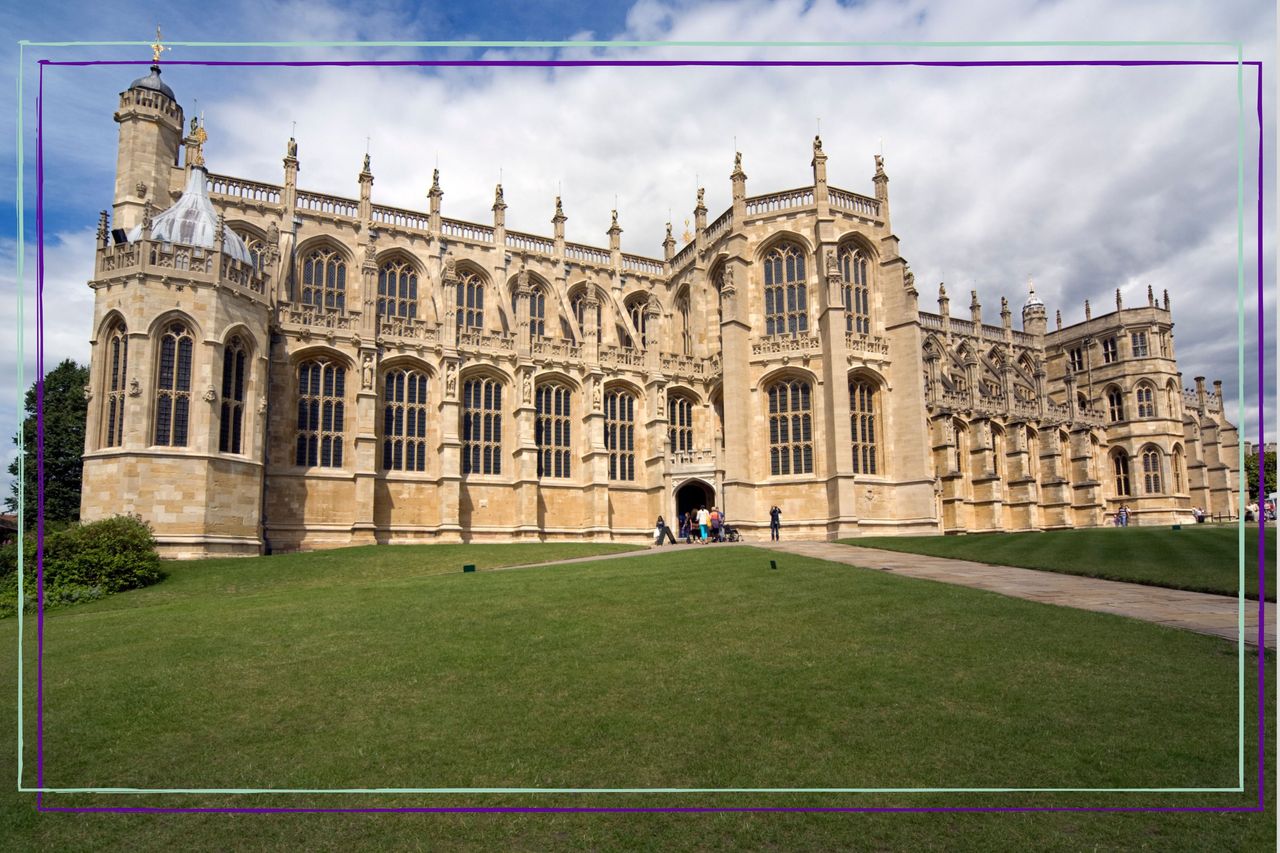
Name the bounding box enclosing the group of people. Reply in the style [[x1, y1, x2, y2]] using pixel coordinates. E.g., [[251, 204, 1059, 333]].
[[1113, 504, 1132, 527], [1244, 500, 1275, 522], [651, 505, 786, 545]]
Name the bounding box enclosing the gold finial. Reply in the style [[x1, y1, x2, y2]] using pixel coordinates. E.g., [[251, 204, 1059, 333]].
[[681, 218, 692, 244], [190, 115, 207, 168], [151, 25, 169, 64]]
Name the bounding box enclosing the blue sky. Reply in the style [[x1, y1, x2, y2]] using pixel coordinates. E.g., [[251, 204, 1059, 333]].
[[2, 0, 1275, 498]]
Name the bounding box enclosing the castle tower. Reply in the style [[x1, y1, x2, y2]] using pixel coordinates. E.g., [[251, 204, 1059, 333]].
[[1021, 278, 1047, 341], [83, 88, 271, 557], [112, 63, 184, 231]]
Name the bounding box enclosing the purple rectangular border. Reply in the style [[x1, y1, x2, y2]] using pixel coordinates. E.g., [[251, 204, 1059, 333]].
[[24, 56, 1264, 814]]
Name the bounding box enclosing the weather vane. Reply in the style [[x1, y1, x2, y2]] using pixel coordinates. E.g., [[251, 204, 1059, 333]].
[[151, 25, 169, 64]]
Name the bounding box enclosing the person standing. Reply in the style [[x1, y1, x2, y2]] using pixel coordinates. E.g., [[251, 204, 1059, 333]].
[[769, 505, 782, 541], [709, 507, 722, 543], [696, 505, 710, 543]]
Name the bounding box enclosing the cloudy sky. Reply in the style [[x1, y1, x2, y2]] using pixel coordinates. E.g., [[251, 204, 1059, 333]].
[[1, 0, 1274, 498]]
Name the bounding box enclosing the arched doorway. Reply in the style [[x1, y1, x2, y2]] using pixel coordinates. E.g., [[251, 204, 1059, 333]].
[[675, 480, 715, 525]]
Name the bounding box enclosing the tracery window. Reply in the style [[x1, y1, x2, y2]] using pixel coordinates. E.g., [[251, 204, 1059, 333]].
[[1113, 452, 1132, 497], [295, 360, 345, 467], [763, 242, 808, 337], [242, 235, 268, 275], [1068, 347, 1085, 372], [767, 378, 813, 476], [1102, 336, 1118, 364], [461, 377, 502, 475], [1142, 448, 1162, 494], [849, 378, 878, 475], [102, 322, 128, 448], [219, 336, 248, 454], [457, 271, 485, 331], [839, 246, 871, 334], [153, 321, 194, 447], [1135, 384, 1155, 418], [627, 298, 648, 348], [668, 394, 693, 453], [535, 383, 572, 479], [1107, 387, 1125, 422], [378, 258, 418, 321], [605, 389, 636, 481], [383, 369, 429, 472], [1131, 331, 1149, 358], [301, 247, 346, 312], [510, 286, 547, 338]]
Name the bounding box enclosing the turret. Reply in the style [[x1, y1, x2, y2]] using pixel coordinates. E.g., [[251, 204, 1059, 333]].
[[112, 56, 184, 231], [1021, 278, 1047, 339]]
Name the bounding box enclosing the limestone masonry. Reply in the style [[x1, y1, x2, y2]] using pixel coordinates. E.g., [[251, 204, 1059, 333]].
[[80, 66, 1239, 557]]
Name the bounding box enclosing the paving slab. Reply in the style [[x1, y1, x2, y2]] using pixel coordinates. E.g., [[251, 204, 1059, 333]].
[[756, 540, 1274, 649]]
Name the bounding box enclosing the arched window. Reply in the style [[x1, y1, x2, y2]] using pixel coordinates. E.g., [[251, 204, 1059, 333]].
[[240, 233, 268, 275], [535, 383, 572, 479], [296, 360, 345, 467], [219, 335, 248, 454], [461, 377, 502, 475], [991, 425, 1005, 478], [668, 393, 694, 453], [1113, 451, 1132, 497], [1172, 444, 1185, 492], [627, 297, 648, 349], [301, 246, 346, 312], [377, 258, 418, 321], [530, 287, 546, 338], [953, 420, 969, 476], [102, 321, 128, 448], [1106, 387, 1125, 422], [605, 389, 636, 481], [571, 290, 602, 344], [849, 378, 878, 475], [676, 290, 692, 355], [457, 271, 485, 331], [383, 369, 429, 472], [763, 242, 808, 336], [153, 320, 194, 447], [1135, 383, 1156, 418], [767, 378, 813, 476], [1142, 448, 1162, 494], [839, 246, 870, 334]]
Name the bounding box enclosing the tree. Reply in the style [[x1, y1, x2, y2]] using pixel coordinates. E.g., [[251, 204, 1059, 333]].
[[1243, 450, 1276, 501], [6, 359, 90, 529]]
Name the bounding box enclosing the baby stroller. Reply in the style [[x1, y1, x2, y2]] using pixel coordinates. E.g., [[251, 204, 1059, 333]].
[[722, 524, 741, 543]]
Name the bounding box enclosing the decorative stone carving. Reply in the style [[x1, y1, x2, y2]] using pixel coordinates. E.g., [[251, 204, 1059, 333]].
[[362, 354, 374, 390], [135, 182, 147, 199], [82, 383, 92, 402], [203, 385, 217, 403], [593, 379, 602, 412], [523, 374, 533, 404], [128, 377, 141, 397], [267, 221, 279, 245], [445, 362, 458, 399], [258, 397, 268, 414]]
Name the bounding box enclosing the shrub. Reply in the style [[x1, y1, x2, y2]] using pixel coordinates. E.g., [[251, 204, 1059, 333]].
[[0, 515, 164, 617]]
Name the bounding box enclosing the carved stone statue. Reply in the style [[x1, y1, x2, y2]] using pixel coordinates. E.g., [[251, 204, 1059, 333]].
[[696, 187, 705, 206], [445, 362, 458, 398], [259, 397, 268, 414], [128, 377, 141, 397], [593, 380, 602, 411], [135, 181, 147, 200], [523, 374, 533, 404], [287, 137, 298, 158], [874, 153, 885, 172], [721, 263, 734, 291], [82, 383, 92, 402], [267, 221, 279, 245], [363, 152, 371, 173], [826, 249, 840, 277], [362, 354, 374, 390], [203, 385, 217, 403]]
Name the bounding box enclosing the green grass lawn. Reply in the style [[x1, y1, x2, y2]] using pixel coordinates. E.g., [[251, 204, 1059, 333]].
[[4, 542, 1272, 851], [842, 525, 1276, 600]]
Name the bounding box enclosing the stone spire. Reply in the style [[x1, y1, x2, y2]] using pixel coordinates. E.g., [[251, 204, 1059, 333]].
[[492, 183, 506, 228], [1115, 288, 1123, 311], [811, 135, 827, 187], [552, 195, 566, 241], [938, 282, 949, 316], [730, 151, 747, 201], [1000, 296, 1011, 328], [1163, 289, 1170, 311], [1084, 299, 1091, 321], [1147, 284, 1155, 306], [607, 208, 623, 252], [969, 289, 982, 327]]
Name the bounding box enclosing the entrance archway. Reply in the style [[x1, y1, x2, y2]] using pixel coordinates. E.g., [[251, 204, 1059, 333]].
[[674, 480, 715, 525]]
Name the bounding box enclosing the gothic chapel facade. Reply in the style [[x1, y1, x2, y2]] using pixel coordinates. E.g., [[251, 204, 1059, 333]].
[[80, 66, 1240, 557]]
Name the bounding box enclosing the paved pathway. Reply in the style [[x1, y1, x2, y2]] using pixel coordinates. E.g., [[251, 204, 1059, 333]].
[[756, 540, 1274, 649]]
